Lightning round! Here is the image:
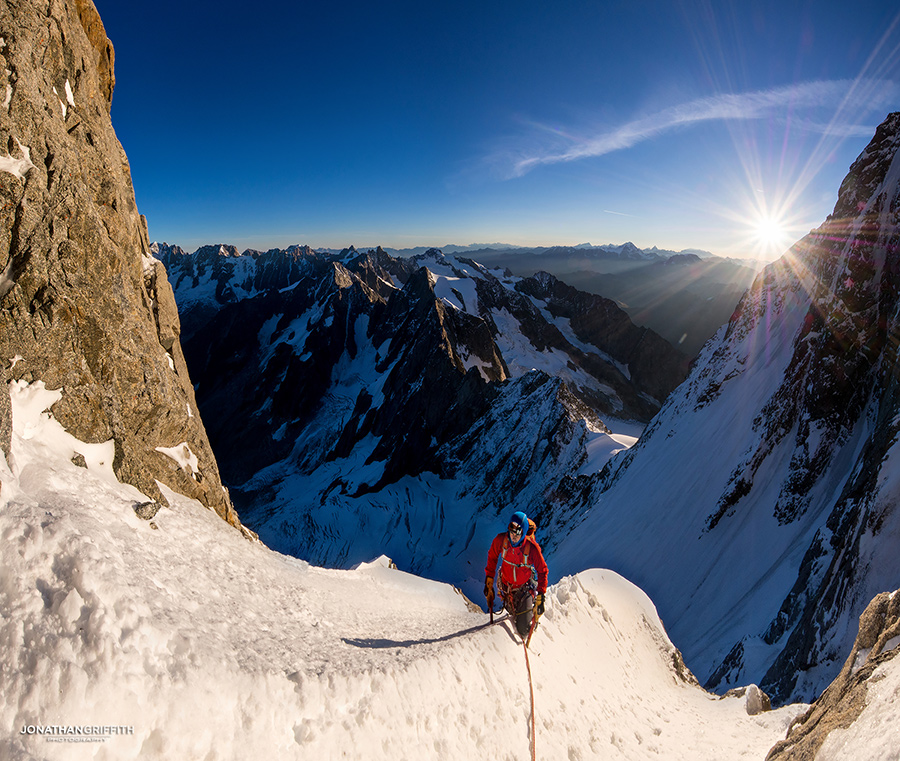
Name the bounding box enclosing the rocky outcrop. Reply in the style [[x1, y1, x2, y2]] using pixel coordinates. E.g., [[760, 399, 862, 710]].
[[0, 0, 240, 527], [766, 591, 900, 760]]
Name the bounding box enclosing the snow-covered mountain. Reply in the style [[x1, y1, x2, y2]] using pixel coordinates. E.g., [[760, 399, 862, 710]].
[[0, 391, 811, 760], [5, 2, 900, 756], [149, 242, 320, 341], [553, 111, 900, 706], [154, 239, 756, 360], [156, 245, 688, 595]]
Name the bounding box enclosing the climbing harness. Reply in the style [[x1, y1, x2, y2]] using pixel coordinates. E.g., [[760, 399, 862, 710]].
[[497, 536, 539, 636], [500, 536, 539, 588]]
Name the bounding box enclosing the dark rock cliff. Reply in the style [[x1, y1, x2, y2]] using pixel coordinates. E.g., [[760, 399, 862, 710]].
[[158, 244, 682, 577], [165, 246, 686, 497]]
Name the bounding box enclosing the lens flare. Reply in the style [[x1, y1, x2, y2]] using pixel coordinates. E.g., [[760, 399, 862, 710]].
[[753, 214, 792, 256]]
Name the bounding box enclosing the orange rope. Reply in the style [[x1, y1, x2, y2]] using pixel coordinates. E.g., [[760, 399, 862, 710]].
[[496, 594, 539, 760], [523, 639, 536, 761]]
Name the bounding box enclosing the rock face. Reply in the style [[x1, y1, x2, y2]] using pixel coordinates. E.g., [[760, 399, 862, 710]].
[[766, 590, 900, 760], [0, 0, 239, 526], [152, 242, 321, 342], [160, 244, 687, 592], [516, 272, 688, 405], [0, 362, 9, 470], [552, 112, 900, 706]]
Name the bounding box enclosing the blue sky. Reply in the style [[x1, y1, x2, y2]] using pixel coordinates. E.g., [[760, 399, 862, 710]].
[[93, 0, 900, 259]]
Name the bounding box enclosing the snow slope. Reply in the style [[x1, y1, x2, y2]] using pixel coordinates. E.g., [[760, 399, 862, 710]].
[[553, 275, 818, 678], [0, 384, 807, 760], [553, 113, 900, 705]]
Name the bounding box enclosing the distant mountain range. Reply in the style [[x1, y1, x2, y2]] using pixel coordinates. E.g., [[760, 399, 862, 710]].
[[316, 240, 751, 265], [406, 245, 761, 357], [154, 244, 688, 584], [156, 241, 762, 358]]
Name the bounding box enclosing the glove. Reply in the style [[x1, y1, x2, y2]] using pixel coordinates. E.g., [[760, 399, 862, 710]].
[[484, 576, 494, 605], [535, 593, 545, 616]]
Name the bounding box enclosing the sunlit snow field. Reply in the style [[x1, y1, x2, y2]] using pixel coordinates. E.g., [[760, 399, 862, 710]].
[[0, 382, 812, 760]]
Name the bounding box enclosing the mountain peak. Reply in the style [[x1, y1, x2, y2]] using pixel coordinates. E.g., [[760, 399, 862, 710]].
[[832, 111, 900, 221], [193, 243, 241, 258]]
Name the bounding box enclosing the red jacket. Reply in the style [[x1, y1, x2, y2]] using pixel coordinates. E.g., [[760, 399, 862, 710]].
[[485, 533, 548, 594]]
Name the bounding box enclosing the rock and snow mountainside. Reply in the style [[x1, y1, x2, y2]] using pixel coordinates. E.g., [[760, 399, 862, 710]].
[[4, 1, 898, 756], [767, 590, 900, 761], [0, 393, 810, 760], [0, 0, 239, 526], [156, 244, 687, 592], [554, 112, 900, 707]]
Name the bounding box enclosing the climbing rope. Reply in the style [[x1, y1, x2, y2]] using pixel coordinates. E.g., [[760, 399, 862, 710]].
[[522, 636, 536, 761], [494, 587, 540, 760]]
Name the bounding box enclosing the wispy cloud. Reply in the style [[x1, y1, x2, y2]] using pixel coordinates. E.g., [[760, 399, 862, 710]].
[[499, 79, 899, 179]]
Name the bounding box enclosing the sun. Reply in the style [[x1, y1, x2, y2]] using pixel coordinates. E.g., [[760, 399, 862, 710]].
[[713, 178, 811, 262], [754, 215, 790, 250], [736, 206, 797, 261]]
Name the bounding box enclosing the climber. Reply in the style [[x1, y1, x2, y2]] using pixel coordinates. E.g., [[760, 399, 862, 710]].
[[484, 511, 548, 638]]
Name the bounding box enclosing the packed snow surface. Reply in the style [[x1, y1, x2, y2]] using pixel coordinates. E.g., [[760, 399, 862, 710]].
[[0, 384, 808, 759]]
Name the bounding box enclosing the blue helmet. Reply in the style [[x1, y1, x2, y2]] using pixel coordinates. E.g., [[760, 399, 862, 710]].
[[508, 511, 528, 546]]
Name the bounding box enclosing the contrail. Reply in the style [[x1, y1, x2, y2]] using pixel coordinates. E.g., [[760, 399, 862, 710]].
[[504, 79, 898, 179]]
